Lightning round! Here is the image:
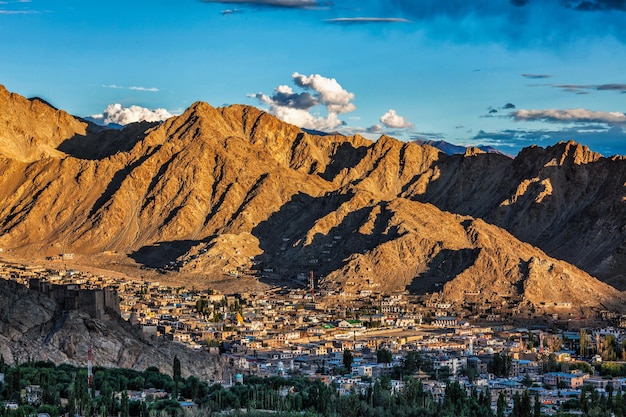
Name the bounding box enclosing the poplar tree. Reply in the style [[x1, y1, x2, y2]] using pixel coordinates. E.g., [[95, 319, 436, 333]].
[[173, 356, 181, 400], [497, 391, 507, 417], [343, 349, 353, 371], [533, 393, 541, 417], [121, 391, 129, 417]]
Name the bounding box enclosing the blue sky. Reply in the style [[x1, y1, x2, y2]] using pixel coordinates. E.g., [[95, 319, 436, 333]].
[[1, 0, 626, 156]]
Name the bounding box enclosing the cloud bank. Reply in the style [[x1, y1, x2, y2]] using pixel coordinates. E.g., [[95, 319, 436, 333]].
[[570, 0, 626, 11], [383, 0, 626, 45], [549, 83, 626, 94], [512, 108, 626, 124], [91, 104, 173, 126], [204, 0, 626, 46], [472, 126, 626, 157]]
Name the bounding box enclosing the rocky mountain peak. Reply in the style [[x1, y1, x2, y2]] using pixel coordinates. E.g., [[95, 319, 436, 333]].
[[517, 140, 604, 169], [464, 146, 485, 157], [0, 84, 88, 162], [552, 140, 603, 166]]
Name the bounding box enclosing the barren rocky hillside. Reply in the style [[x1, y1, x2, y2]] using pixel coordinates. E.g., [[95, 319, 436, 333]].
[[0, 84, 625, 312], [0, 279, 226, 378]]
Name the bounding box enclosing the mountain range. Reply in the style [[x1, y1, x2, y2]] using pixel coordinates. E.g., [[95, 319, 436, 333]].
[[1, 84, 625, 312], [411, 139, 510, 157]]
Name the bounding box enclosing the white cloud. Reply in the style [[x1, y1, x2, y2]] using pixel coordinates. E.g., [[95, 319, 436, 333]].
[[102, 84, 159, 92], [272, 106, 343, 131], [129, 86, 159, 92], [0, 9, 38, 14], [380, 109, 414, 129], [92, 104, 173, 126], [513, 108, 626, 124], [292, 72, 356, 114], [251, 72, 356, 131]]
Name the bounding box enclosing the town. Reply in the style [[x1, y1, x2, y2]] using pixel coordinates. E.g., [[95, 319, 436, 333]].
[[2, 258, 626, 416]]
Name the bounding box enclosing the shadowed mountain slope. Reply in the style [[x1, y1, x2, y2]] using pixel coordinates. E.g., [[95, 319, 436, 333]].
[[0, 84, 625, 312]]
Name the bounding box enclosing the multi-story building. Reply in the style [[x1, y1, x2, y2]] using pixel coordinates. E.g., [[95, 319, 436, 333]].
[[543, 371, 588, 388]]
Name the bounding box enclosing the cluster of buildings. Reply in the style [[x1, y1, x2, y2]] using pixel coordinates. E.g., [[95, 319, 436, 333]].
[[4, 260, 626, 415]]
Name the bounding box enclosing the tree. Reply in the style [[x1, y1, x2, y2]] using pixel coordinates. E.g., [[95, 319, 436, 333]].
[[603, 335, 619, 361], [403, 351, 422, 374], [513, 392, 522, 417], [377, 348, 392, 364], [371, 380, 388, 408], [100, 380, 114, 417], [443, 380, 466, 415], [523, 374, 533, 387], [491, 352, 512, 377], [128, 376, 145, 391], [403, 378, 425, 408], [545, 334, 562, 353], [12, 357, 21, 401], [121, 391, 129, 417], [37, 405, 59, 417], [466, 366, 478, 383], [533, 393, 541, 417], [195, 299, 209, 316], [513, 390, 532, 417], [614, 389, 624, 417], [337, 393, 360, 417], [497, 391, 507, 417], [181, 376, 201, 401], [172, 356, 181, 399], [343, 349, 353, 371], [151, 399, 181, 417]]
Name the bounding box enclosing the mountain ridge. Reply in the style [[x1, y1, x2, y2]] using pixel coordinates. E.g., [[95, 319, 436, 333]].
[[0, 84, 625, 314], [412, 138, 512, 157]]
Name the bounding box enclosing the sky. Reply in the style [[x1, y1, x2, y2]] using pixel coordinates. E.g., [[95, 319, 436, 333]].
[[1, 0, 626, 156]]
